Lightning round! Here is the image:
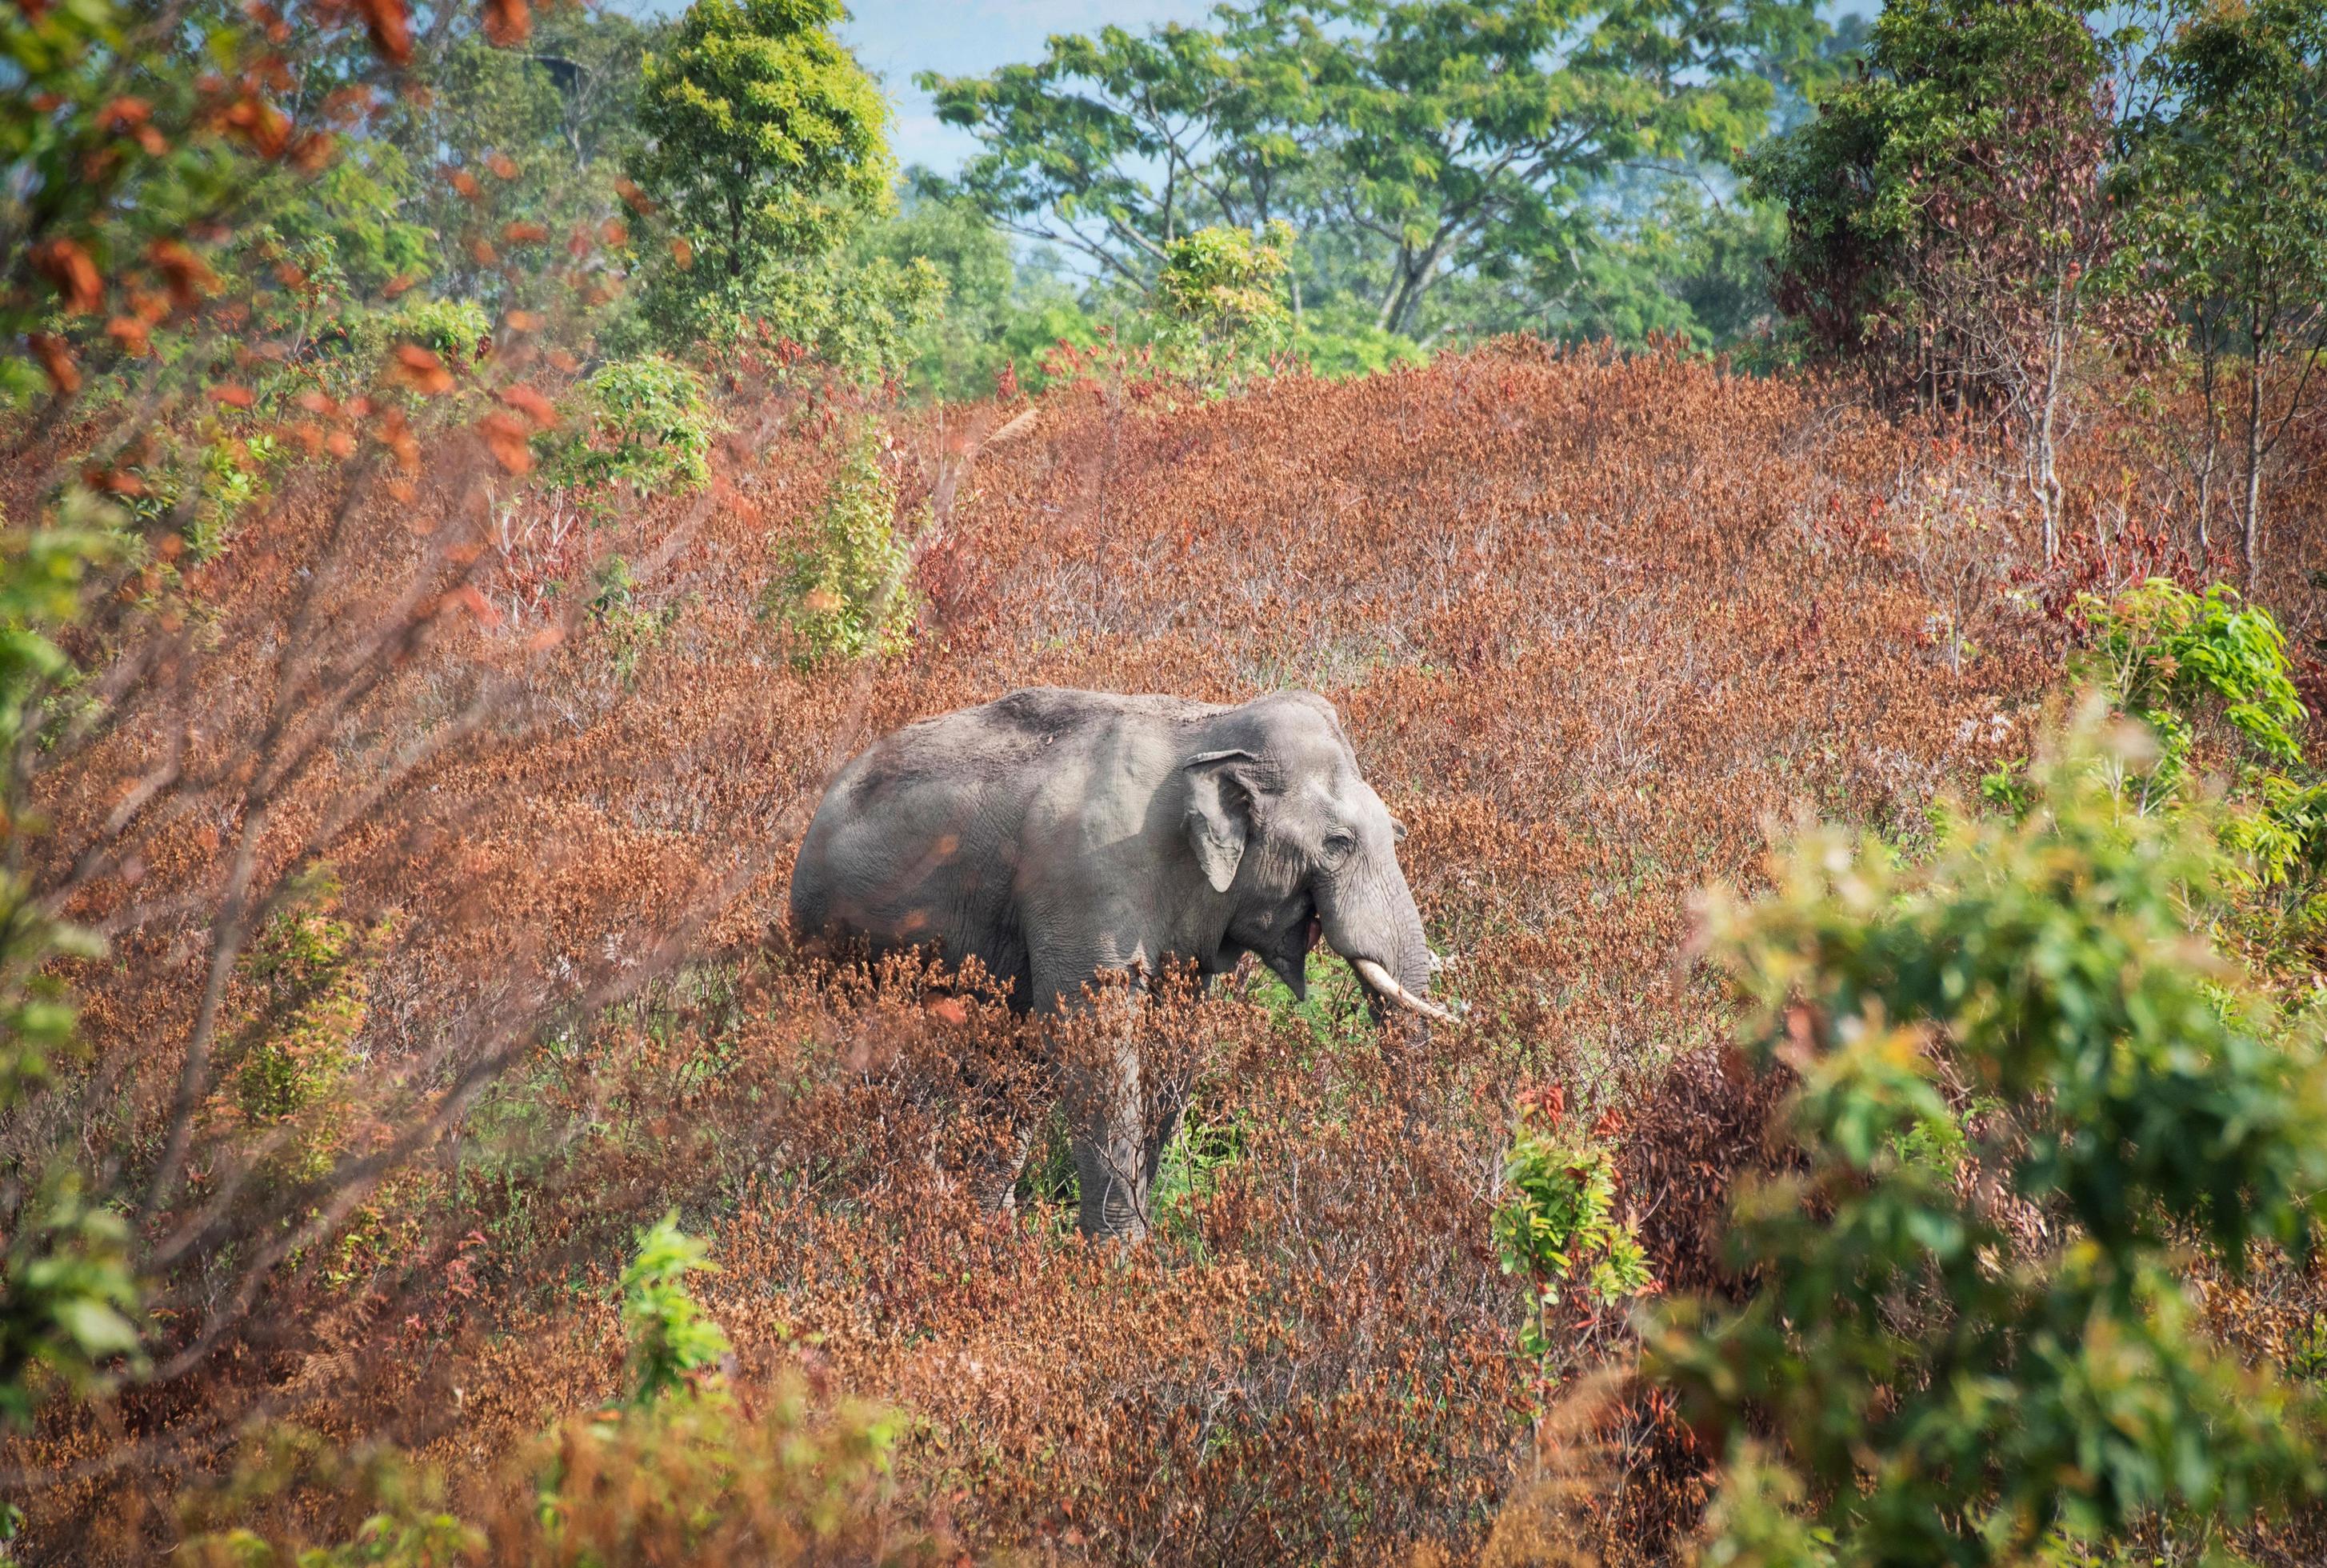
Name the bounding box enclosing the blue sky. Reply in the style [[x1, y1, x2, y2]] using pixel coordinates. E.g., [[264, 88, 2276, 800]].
[[625, 1, 1873, 177], [839, 2, 1219, 175], [617, 2, 1224, 176]]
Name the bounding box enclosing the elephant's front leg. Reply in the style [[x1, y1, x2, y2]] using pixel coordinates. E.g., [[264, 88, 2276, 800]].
[[1045, 958, 1156, 1240], [1070, 1035, 1150, 1238]]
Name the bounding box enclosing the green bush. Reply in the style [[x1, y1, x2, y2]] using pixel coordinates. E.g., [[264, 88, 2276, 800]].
[[770, 425, 918, 668], [2078, 578, 2306, 776], [224, 874, 387, 1186], [352, 297, 492, 374], [1491, 1090, 1650, 1368], [1151, 221, 1295, 390], [588, 554, 682, 684], [621, 1210, 732, 1405], [542, 354, 718, 500], [0, 521, 139, 1434], [1649, 709, 2327, 1565], [2069, 579, 2327, 973]]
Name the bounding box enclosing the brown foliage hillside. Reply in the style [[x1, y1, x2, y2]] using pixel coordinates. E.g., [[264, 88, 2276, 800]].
[[10, 342, 2309, 1562]]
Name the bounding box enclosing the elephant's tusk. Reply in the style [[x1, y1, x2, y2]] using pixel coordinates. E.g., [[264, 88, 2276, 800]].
[[1350, 958, 1455, 1023]]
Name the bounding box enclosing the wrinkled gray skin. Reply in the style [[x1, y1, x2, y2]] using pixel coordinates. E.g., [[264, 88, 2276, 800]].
[[788, 686, 1436, 1238]]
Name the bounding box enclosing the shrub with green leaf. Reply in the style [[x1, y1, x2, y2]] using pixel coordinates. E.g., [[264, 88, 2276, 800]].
[[1491, 1089, 1652, 1374], [2070, 579, 2327, 971], [589, 554, 683, 684], [0, 520, 140, 1434], [1152, 221, 1294, 389], [541, 354, 718, 501], [771, 425, 917, 668], [2079, 578, 2306, 775], [621, 1210, 732, 1405], [223, 873, 388, 1187], [1648, 709, 2327, 1565], [358, 296, 492, 370], [1, 1170, 145, 1431]]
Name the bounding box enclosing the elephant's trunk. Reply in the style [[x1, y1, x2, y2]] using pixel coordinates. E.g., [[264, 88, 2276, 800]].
[[1320, 861, 1439, 1023]]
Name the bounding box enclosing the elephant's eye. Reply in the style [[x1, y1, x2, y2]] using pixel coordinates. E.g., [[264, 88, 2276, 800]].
[[1322, 831, 1357, 858]]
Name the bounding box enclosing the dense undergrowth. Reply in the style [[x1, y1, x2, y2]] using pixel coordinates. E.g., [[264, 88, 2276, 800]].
[[4, 339, 2327, 1562]]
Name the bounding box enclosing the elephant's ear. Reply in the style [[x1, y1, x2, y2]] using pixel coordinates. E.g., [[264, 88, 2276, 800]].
[[1182, 748, 1258, 893]]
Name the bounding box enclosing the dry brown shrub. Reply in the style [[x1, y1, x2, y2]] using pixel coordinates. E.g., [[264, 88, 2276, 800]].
[[7, 341, 2323, 1563]]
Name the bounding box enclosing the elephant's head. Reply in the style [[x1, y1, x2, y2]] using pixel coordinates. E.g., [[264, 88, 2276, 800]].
[[1181, 692, 1448, 1023]]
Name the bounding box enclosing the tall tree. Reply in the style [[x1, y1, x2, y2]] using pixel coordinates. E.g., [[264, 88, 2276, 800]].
[[627, 0, 937, 363], [1322, 0, 1823, 337], [1745, 0, 2140, 558], [2121, 0, 2327, 579], [924, 0, 1825, 340], [920, 6, 1329, 292]]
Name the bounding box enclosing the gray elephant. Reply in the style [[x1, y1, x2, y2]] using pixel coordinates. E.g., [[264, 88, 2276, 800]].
[[787, 686, 1447, 1238]]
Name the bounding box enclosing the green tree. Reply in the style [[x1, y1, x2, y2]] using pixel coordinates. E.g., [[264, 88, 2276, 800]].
[[1649, 710, 2327, 1566], [926, 0, 1826, 342], [626, 0, 939, 369], [846, 174, 1102, 401], [2119, 0, 2327, 578], [1153, 219, 1295, 386], [1745, 0, 2137, 556], [1418, 174, 1785, 350]]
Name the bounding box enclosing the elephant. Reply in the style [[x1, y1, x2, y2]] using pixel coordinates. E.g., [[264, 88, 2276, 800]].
[[786, 686, 1447, 1238]]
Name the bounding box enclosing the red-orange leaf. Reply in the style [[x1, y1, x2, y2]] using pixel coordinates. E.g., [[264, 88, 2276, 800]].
[[392, 343, 454, 395], [105, 316, 151, 357], [482, 0, 529, 46], [32, 238, 102, 314], [355, 0, 411, 64], [30, 334, 80, 394], [448, 584, 503, 627], [497, 383, 556, 429], [146, 239, 215, 309], [478, 410, 534, 474]]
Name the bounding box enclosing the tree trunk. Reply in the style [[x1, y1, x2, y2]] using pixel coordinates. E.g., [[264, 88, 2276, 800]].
[[2242, 356, 2265, 582], [2035, 285, 2066, 563], [1375, 250, 1412, 334], [2194, 336, 2220, 554]]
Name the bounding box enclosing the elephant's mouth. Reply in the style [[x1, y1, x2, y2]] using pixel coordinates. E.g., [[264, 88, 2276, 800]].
[[1277, 902, 1449, 1025], [1345, 954, 1453, 1023], [1261, 900, 1321, 998]]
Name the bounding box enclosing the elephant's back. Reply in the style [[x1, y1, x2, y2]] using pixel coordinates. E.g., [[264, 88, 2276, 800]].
[[830, 688, 1220, 809], [788, 687, 1219, 936]]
